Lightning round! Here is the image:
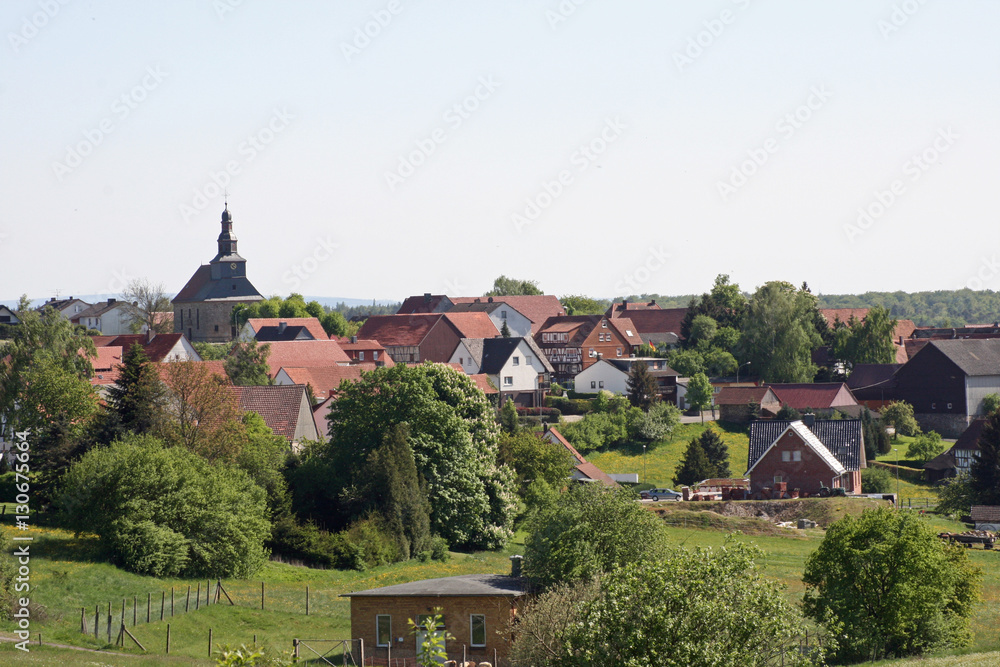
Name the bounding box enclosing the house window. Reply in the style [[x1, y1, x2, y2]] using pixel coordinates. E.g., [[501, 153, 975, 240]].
[[602, 320, 608, 328], [470, 614, 486, 647], [947, 402, 952, 410], [589, 348, 596, 357], [501, 310, 507, 319], [616, 348, 622, 357], [526, 355, 533, 365], [599, 381, 604, 388], [214, 325, 219, 332], [793, 451, 802, 462], [626, 329, 633, 337], [504, 376, 513, 386], [591, 381, 596, 389], [374, 351, 379, 360], [359, 351, 365, 361], [513, 356, 520, 366], [460, 357, 464, 365], [376, 615, 391, 647], [774, 475, 783, 484], [782, 451, 791, 462]]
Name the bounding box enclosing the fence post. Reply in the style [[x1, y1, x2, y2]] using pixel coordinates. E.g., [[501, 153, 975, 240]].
[[133, 595, 136, 626], [107, 601, 112, 644], [206, 579, 210, 606], [293, 638, 299, 662], [186, 585, 191, 612], [171, 587, 174, 616], [94, 605, 99, 641], [306, 585, 309, 615], [208, 627, 213, 658], [147, 592, 151, 623], [359, 638, 364, 666], [166, 623, 170, 654], [80, 607, 87, 634], [161, 591, 165, 621], [121, 598, 126, 633], [196, 582, 201, 611], [261, 581, 265, 610]]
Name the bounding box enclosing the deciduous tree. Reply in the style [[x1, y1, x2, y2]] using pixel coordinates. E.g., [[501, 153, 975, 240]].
[[803, 506, 980, 663], [685, 372, 714, 421], [225, 339, 272, 386], [485, 275, 542, 296], [881, 400, 921, 438], [738, 281, 821, 383], [120, 278, 173, 334]]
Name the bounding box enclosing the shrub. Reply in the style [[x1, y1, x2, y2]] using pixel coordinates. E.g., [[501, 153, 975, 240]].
[[861, 466, 893, 494], [908, 431, 944, 463]]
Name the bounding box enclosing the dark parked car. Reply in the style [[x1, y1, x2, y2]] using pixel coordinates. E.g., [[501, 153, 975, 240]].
[[641, 488, 682, 502]]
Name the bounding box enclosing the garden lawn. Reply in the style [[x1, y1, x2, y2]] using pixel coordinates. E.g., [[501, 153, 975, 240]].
[[585, 421, 748, 488]]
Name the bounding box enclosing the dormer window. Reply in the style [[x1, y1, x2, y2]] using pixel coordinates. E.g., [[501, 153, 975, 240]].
[[602, 320, 608, 328]]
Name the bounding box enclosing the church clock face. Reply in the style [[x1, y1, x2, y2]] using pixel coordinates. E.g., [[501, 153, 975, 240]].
[[230, 263, 237, 270]]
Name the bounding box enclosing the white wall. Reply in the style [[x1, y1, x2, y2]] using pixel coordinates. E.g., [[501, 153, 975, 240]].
[[573, 361, 629, 395], [493, 339, 549, 392], [966, 375, 1000, 417], [489, 306, 532, 337], [448, 341, 481, 374]]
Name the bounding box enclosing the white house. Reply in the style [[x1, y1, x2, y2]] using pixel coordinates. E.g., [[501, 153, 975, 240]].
[[448, 300, 533, 337], [72, 299, 140, 334], [449, 336, 553, 406], [36, 297, 91, 320], [573, 358, 681, 404], [0, 305, 20, 326]]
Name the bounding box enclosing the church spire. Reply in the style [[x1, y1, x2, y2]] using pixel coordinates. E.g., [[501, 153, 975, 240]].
[[217, 204, 237, 257]]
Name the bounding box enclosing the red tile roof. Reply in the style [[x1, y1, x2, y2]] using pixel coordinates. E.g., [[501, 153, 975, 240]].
[[278, 365, 373, 401], [714, 386, 780, 406], [441, 312, 500, 339], [450, 295, 565, 333], [396, 294, 452, 314], [97, 334, 190, 363], [246, 318, 328, 341], [259, 340, 351, 378], [574, 461, 620, 487], [606, 299, 662, 318], [469, 373, 498, 394], [357, 314, 442, 347], [894, 319, 916, 341], [607, 317, 644, 346], [229, 384, 315, 442], [544, 427, 586, 463], [820, 308, 870, 328], [89, 346, 123, 385]]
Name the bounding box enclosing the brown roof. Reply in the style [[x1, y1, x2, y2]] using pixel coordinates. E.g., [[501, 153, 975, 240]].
[[544, 427, 587, 464], [575, 462, 620, 488], [820, 308, 870, 328], [606, 317, 644, 346], [396, 294, 452, 314], [259, 340, 351, 378], [90, 346, 123, 386], [469, 373, 498, 394], [450, 295, 565, 333], [357, 314, 442, 347], [971, 506, 1000, 522], [715, 386, 780, 406], [617, 308, 688, 338], [606, 299, 662, 318], [247, 318, 328, 341], [229, 384, 315, 441], [766, 383, 859, 410], [954, 418, 988, 453], [894, 319, 916, 341]]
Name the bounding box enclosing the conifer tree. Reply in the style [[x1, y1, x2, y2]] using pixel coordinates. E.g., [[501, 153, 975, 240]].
[[500, 397, 520, 434], [699, 429, 731, 478], [970, 411, 1000, 506], [674, 437, 713, 486], [626, 362, 660, 411], [367, 423, 432, 559], [105, 343, 168, 436], [500, 320, 512, 337]]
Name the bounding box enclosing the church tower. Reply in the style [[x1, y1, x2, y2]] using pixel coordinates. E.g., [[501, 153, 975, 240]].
[[172, 205, 264, 342]]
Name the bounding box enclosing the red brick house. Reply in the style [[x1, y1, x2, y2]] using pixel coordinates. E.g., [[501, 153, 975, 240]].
[[746, 417, 865, 496], [534, 315, 643, 385], [343, 570, 527, 665]]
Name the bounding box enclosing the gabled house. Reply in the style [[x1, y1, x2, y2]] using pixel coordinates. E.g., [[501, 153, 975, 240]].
[[572, 358, 680, 405], [610, 308, 688, 349], [357, 313, 499, 364], [335, 336, 393, 366], [239, 317, 329, 342], [0, 305, 20, 326], [274, 365, 372, 403], [970, 506, 1000, 532], [449, 337, 553, 406], [447, 299, 532, 337], [924, 418, 986, 483], [36, 297, 91, 319], [747, 417, 865, 495], [72, 298, 138, 335], [766, 383, 861, 417], [450, 295, 565, 334], [534, 315, 643, 385], [93, 333, 201, 362], [606, 298, 662, 318], [257, 340, 351, 380], [229, 384, 319, 448], [846, 364, 902, 410], [714, 386, 782, 423], [887, 339, 1000, 437], [542, 426, 620, 487]]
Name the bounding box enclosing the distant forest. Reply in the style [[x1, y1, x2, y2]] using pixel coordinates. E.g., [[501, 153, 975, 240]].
[[619, 289, 1000, 328]]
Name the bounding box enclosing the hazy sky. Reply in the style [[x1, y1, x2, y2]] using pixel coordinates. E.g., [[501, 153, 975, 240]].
[[2, 1, 998, 303]]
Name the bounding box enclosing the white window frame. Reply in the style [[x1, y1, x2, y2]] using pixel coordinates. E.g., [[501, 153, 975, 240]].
[[358, 351, 365, 361], [470, 614, 486, 647], [503, 376, 513, 386], [376, 615, 391, 647], [793, 450, 802, 462], [781, 451, 791, 462], [512, 356, 519, 366]]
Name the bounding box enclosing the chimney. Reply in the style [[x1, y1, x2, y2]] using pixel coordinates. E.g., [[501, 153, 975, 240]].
[[351, 335, 358, 344], [108, 298, 116, 305], [145, 328, 153, 344], [278, 321, 287, 334], [423, 292, 431, 302], [543, 423, 549, 433], [509, 555, 523, 578], [802, 413, 815, 428], [488, 297, 494, 303], [650, 299, 656, 306]]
